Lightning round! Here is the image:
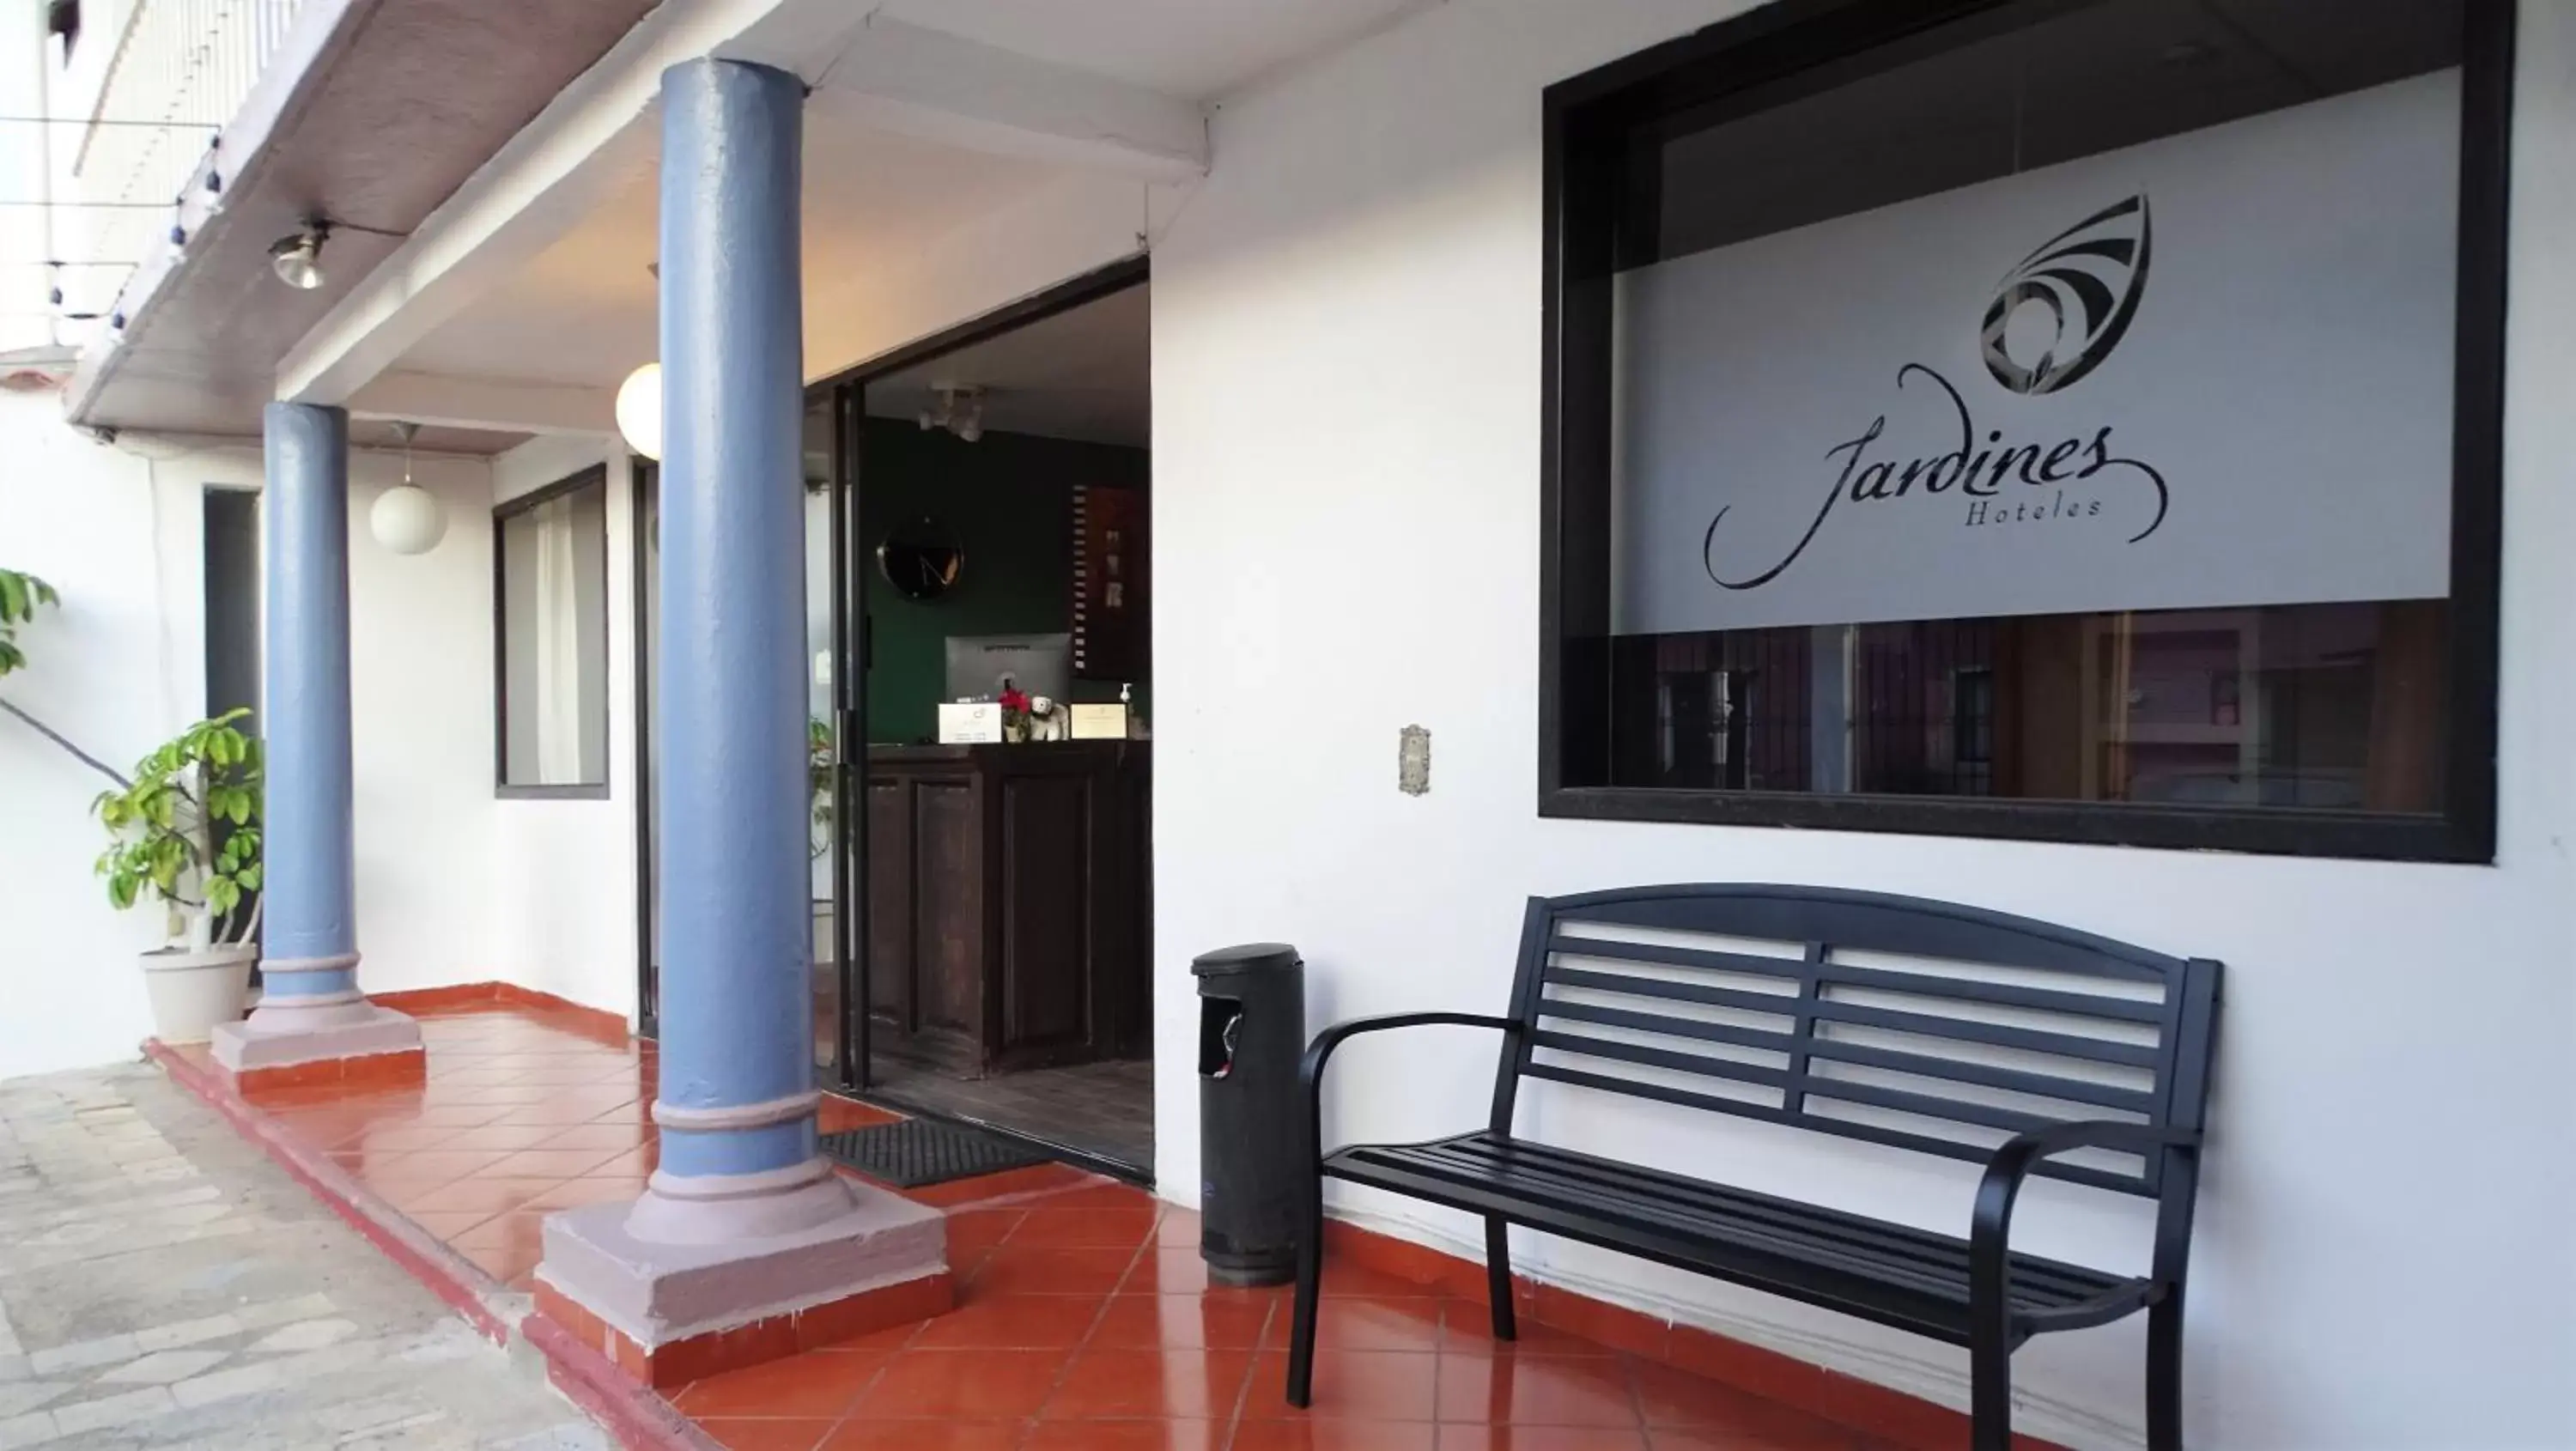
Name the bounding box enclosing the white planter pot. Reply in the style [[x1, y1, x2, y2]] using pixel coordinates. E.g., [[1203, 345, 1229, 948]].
[[140, 944, 257, 1044]]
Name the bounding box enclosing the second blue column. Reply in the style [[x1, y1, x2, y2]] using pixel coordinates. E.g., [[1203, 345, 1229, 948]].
[[627, 54, 841, 1239]]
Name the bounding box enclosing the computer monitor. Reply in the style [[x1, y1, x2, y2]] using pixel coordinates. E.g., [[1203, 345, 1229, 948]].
[[944, 633, 1072, 703]]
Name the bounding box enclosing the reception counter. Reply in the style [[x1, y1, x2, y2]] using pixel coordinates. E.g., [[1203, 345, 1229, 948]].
[[861, 740, 1151, 1077]]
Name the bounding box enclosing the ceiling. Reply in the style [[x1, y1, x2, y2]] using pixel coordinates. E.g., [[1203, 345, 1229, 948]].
[[372, 0, 1443, 436], [72, 0, 1438, 443], [862, 282, 1149, 448], [71, 0, 658, 440], [870, 0, 1440, 99], [350, 420, 531, 455], [398, 125, 1068, 392]]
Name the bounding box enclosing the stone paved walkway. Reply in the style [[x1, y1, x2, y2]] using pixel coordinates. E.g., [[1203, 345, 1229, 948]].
[[0, 1064, 607, 1451]]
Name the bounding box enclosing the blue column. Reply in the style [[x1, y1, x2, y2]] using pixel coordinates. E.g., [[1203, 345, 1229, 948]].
[[647, 58, 814, 1187], [254, 402, 361, 1010]]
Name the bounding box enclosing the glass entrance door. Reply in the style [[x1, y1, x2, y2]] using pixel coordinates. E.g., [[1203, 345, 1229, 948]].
[[829, 267, 1157, 1178], [634, 384, 866, 1089], [811, 385, 868, 1085]]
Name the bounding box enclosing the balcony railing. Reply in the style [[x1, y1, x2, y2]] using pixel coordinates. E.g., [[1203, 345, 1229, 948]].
[[59, 0, 304, 311]]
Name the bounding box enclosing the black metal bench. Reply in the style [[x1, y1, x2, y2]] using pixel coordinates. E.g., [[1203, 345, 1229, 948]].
[[1285, 885, 2220, 1451]]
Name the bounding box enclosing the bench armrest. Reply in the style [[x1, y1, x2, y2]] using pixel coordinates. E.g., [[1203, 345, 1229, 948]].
[[1299, 1013, 1518, 1162], [1968, 1121, 2202, 1327]]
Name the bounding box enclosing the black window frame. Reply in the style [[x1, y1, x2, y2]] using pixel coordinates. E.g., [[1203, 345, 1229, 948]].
[[1537, 0, 2512, 863], [493, 464, 613, 801]]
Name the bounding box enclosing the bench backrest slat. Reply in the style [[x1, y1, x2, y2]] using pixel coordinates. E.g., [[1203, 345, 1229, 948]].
[[1492, 885, 2222, 1198]]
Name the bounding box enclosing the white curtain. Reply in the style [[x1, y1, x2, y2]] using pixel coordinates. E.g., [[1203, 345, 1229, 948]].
[[532, 497, 584, 782]]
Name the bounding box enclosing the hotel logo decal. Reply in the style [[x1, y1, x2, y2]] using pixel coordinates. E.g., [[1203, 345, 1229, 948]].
[[1701, 194, 2169, 592]]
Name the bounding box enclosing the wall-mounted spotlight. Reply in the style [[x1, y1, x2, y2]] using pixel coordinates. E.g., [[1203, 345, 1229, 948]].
[[268, 220, 329, 289]]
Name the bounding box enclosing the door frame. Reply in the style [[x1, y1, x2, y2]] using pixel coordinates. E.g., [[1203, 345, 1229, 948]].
[[634, 254, 1152, 1119], [631, 459, 659, 1038], [823, 253, 1151, 1096], [629, 394, 870, 1082]]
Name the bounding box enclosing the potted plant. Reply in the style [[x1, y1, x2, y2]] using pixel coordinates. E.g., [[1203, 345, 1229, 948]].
[[5, 568, 264, 1041], [91, 709, 265, 1041]]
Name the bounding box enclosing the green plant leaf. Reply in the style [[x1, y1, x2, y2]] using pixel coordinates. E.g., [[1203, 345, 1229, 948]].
[[87, 711, 268, 915]]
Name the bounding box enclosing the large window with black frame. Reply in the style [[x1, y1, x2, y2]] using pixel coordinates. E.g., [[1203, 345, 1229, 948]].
[[495, 465, 612, 798], [1540, 0, 2506, 860]]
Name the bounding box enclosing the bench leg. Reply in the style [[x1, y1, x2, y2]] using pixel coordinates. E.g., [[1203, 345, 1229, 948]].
[[1285, 1179, 1323, 1408], [1970, 1324, 2012, 1451], [1485, 1217, 1516, 1341], [2147, 1288, 2184, 1451]]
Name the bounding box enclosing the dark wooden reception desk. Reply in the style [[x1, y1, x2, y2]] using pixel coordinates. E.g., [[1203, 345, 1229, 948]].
[[862, 741, 1151, 1078]]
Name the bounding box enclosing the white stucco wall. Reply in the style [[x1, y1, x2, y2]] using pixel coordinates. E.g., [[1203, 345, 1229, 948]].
[[489, 432, 641, 1021], [0, 393, 213, 1077], [1148, 3, 2576, 1449], [0, 391, 498, 1076], [348, 440, 498, 998]]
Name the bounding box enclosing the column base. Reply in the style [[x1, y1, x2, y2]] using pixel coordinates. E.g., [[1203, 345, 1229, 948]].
[[534, 1171, 951, 1387], [209, 1005, 425, 1091]]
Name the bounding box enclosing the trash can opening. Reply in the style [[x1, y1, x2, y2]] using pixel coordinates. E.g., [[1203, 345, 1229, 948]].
[[1199, 996, 1244, 1078]]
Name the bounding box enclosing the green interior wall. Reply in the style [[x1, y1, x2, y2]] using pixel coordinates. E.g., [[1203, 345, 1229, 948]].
[[859, 422, 1149, 744]]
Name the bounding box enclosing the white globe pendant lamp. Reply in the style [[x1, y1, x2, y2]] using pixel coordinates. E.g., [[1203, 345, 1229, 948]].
[[368, 422, 447, 556], [617, 361, 663, 461]]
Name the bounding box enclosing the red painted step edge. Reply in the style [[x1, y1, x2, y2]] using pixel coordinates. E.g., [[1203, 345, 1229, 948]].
[[143, 1038, 512, 1344], [523, 1314, 726, 1451], [146, 1028, 2050, 1451], [143, 1038, 723, 1451]]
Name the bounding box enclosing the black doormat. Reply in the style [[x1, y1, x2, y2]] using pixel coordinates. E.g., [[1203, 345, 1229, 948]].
[[818, 1119, 1055, 1188]]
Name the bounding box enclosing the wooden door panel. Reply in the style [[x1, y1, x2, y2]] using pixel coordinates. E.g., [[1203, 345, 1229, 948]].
[[997, 772, 1091, 1062], [914, 778, 985, 1056], [865, 778, 912, 1036]]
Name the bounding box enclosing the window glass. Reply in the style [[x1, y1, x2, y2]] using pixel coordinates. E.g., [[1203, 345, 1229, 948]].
[[805, 396, 841, 1075], [497, 474, 610, 790], [1586, 0, 2464, 817]]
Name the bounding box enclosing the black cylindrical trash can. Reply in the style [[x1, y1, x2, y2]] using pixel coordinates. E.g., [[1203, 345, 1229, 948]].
[[1194, 943, 1306, 1287]]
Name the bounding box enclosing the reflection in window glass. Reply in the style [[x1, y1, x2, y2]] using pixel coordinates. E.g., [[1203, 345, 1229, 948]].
[[1612, 603, 2445, 810], [497, 476, 610, 788]]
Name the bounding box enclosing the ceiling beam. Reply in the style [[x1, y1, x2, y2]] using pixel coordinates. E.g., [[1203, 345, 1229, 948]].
[[272, 0, 833, 408], [806, 17, 1207, 185], [345, 369, 617, 436]]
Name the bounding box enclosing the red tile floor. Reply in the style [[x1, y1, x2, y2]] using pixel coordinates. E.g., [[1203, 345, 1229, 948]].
[[175, 1003, 1916, 1451]]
